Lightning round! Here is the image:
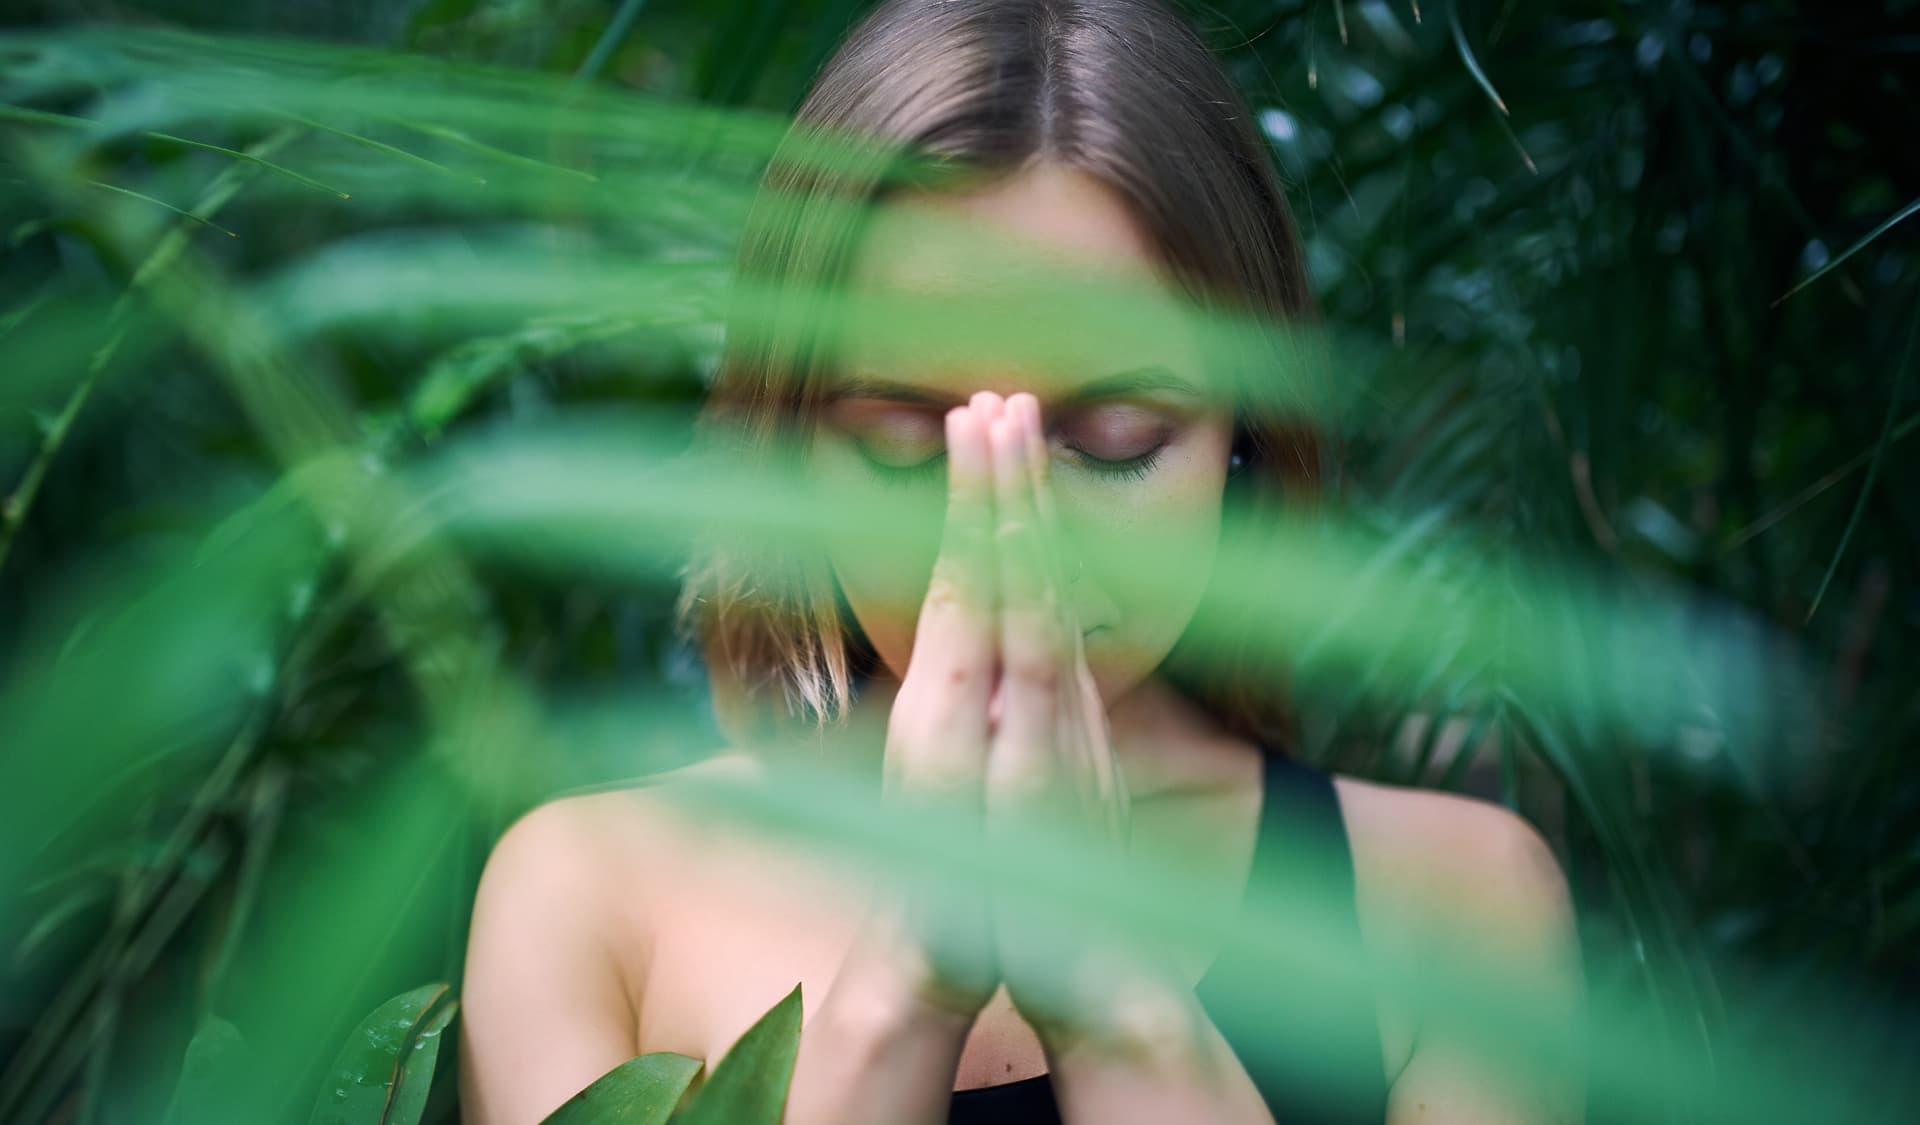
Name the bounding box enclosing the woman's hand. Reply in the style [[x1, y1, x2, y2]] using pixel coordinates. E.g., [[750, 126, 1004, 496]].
[[843, 390, 1173, 1052], [841, 396, 1004, 1031], [981, 393, 1175, 1056]]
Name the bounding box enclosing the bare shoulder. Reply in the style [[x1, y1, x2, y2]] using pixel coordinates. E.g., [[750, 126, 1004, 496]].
[[1326, 776, 1582, 1099], [476, 748, 773, 933], [1331, 775, 1576, 954], [459, 750, 770, 1125], [1333, 777, 1568, 902]]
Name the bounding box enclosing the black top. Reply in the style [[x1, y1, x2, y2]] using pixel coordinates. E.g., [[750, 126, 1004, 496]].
[[946, 751, 1389, 1124]]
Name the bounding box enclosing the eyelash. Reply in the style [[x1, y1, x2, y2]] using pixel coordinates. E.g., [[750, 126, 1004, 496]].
[[856, 445, 1166, 488]]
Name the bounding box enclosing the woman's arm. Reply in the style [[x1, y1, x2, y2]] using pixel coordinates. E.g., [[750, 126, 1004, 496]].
[[1041, 970, 1281, 1124], [458, 800, 642, 1125], [1040, 791, 1584, 1125], [781, 905, 984, 1125], [1379, 798, 1585, 1125]]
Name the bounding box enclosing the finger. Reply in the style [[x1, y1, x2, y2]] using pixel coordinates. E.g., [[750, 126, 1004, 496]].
[[970, 389, 1006, 432], [1008, 393, 1053, 520], [987, 409, 1065, 813], [969, 393, 1011, 728], [898, 405, 996, 789], [1006, 398, 1117, 839], [1006, 394, 1085, 727], [1007, 393, 1077, 623], [1072, 631, 1130, 846]]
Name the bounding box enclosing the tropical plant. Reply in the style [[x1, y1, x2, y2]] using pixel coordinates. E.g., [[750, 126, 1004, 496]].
[[2, 1, 1916, 1123]]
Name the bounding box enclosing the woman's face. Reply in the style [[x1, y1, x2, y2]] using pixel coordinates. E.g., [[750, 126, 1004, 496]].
[[812, 163, 1233, 709]]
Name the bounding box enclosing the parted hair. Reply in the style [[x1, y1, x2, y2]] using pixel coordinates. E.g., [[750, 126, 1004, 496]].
[[674, 0, 1328, 752]]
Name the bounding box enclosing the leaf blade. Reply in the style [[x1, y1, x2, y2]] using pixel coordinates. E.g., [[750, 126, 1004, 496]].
[[542, 1052, 704, 1125], [670, 984, 802, 1125], [307, 982, 452, 1125]]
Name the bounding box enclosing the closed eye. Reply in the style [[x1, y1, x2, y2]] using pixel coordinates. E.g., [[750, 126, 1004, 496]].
[[855, 445, 946, 488], [1066, 443, 1164, 481], [852, 441, 1165, 487], [836, 400, 1175, 487]]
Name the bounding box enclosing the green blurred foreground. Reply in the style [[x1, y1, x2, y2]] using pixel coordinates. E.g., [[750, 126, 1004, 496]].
[[2, 3, 1917, 1123]]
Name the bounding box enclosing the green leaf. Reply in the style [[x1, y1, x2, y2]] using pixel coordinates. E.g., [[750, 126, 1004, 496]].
[[161, 1016, 247, 1125], [669, 983, 803, 1125], [143, 131, 352, 199], [1448, 0, 1508, 116], [308, 982, 455, 1125], [1807, 311, 1920, 621], [541, 1052, 703, 1125], [385, 996, 458, 1125], [1774, 196, 1920, 306]]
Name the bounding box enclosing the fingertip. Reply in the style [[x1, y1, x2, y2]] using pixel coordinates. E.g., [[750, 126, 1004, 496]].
[[1011, 395, 1048, 479], [988, 415, 1024, 485], [947, 405, 987, 485], [971, 390, 1006, 425]]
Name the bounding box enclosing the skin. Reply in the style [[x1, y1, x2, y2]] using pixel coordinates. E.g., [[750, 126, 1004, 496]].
[[820, 163, 1234, 719], [459, 164, 1585, 1125]]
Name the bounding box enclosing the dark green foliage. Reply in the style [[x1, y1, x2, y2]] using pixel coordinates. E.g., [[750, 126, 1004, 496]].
[[1, 1, 1916, 1123]]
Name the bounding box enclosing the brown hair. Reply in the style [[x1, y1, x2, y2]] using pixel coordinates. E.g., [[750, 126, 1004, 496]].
[[676, 0, 1326, 751]]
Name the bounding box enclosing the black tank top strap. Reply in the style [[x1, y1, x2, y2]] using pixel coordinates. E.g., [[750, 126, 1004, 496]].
[[1192, 749, 1389, 1124]]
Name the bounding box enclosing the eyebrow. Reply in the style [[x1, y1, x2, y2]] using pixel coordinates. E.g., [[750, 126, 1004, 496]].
[[826, 366, 1205, 408]]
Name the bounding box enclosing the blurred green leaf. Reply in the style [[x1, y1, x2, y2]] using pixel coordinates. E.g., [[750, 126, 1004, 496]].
[[160, 1016, 247, 1125], [3, 4, 1918, 1124]]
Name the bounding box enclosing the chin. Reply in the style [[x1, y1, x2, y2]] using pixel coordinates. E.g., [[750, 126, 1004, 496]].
[[1083, 631, 1158, 712]]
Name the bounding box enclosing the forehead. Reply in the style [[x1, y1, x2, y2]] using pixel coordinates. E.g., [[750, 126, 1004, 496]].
[[838, 164, 1205, 401], [890, 163, 1163, 276]]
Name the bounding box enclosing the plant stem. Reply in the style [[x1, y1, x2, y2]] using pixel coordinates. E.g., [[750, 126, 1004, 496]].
[[0, 127, 303, 582]]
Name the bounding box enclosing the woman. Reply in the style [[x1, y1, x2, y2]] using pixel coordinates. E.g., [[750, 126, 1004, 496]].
[[459, 2, 1584, 1123]]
